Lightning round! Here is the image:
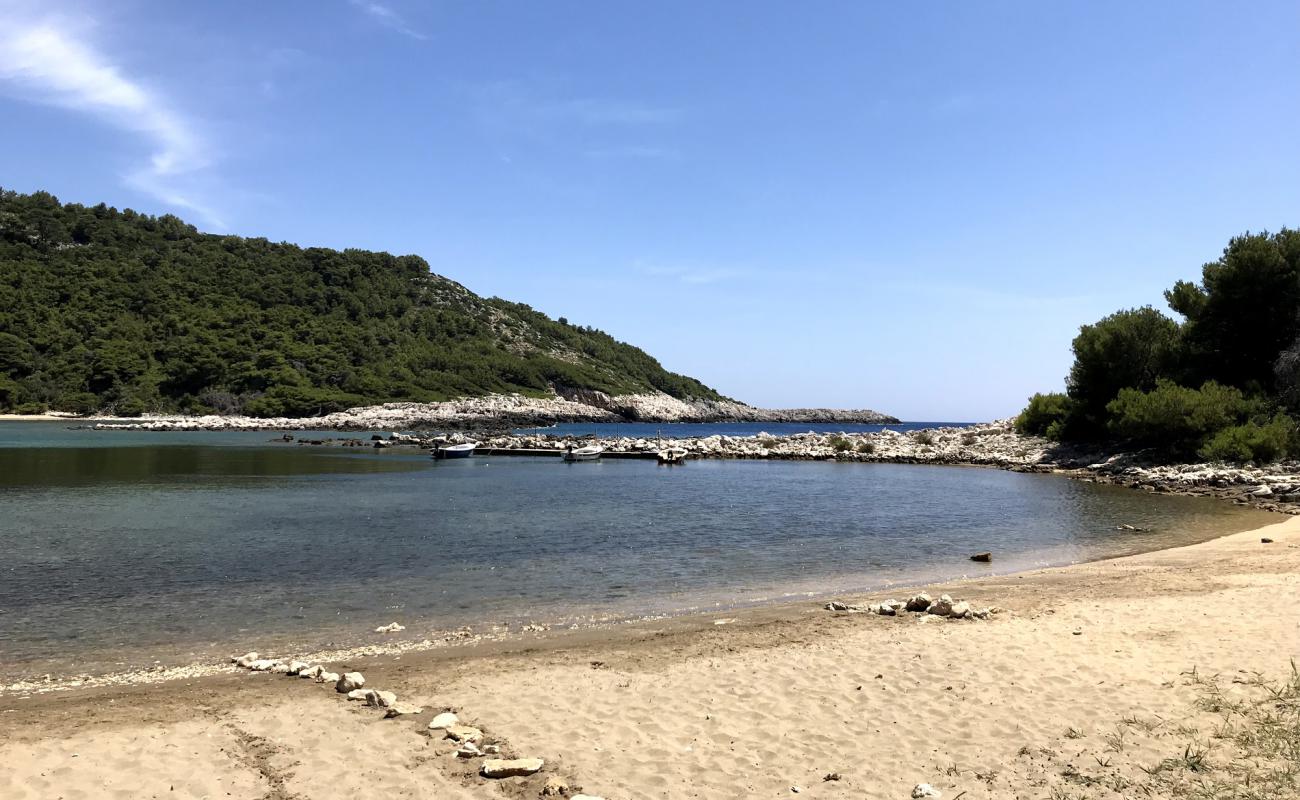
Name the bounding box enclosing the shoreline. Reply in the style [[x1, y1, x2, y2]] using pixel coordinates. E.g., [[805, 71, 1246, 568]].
[[0, 494, 1275, 697], [4, 515, 1297, 798]]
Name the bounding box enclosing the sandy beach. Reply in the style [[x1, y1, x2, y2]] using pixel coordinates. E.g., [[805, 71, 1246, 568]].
[[2, 515, 1297, 800]]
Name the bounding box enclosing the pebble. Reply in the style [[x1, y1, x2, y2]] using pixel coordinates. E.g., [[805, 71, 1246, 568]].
[[365, 690, 397, 708], [385, 703, 423, 717], [374, 622, 405, 633], [912, 784, 942, 799]]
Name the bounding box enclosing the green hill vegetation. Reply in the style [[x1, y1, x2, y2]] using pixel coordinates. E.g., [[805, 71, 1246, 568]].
[[0, 189, 722, 417], [1016, 228, 1300, 463]]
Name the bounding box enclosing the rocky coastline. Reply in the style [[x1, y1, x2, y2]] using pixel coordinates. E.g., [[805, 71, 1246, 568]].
[[86, 390, 898, 432], [83, 400, 1300, 515]]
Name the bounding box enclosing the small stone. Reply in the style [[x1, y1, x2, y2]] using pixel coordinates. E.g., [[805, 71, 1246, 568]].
[[826, 601, 850, 611], [481, 757, 544, 778], [927, 597, 953, 616], [540, 776, 570, 796], [335, 671, 365, 693], [444, 725, 484, 743], [385, 703, 423, 717], [346, 689, 369, 701], [366, 690, 397, 708], [428, 711, 459, 729], [456, 742, 483, 758], [249, 659, 277, 671], [285, 660, 309, 675], [374, 622, 405, 633], [482, 743, 500, 755], [969, 552, 992, 562], [905, 593, 932, 612], [824, 772, 841, 781], [298, 665, 323, 679], [1262, 537, 1274, 543], [875, 603, 897, 616], [949, 601, 971, 619], [912, 784, 942, 799], [317, 671, 340, 684], [233, 651, 259, 668], [268, 661, 292, 674]]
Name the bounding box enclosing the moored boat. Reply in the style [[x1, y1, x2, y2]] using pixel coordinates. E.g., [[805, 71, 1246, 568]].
[[433, 442, 478, 459], [657, 447, 688, 465], [562, 444, 604, 462]]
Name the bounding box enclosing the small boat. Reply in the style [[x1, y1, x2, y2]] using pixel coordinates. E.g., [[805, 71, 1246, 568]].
[[433, 442, 477, 459], [562, 445, 604, 462], [657, 447, 688, 465]]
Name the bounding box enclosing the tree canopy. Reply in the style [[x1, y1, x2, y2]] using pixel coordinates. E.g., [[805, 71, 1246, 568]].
[[0, 189, 723, 416], [1017, 227, 1300, 463]]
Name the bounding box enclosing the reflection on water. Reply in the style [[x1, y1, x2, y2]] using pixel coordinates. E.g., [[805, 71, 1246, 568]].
[[0, 422, 1276, 678]]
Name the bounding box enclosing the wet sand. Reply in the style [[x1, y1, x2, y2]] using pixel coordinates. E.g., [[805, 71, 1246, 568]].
[[3, 516, 1298, 799]]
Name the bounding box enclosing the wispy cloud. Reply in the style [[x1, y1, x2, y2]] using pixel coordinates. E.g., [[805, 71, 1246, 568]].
[[349, 0, 427, 41], [0, 10, 223, 226]]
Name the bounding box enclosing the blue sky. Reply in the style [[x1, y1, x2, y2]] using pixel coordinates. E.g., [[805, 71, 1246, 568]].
[[2, 1, 1298, 420]]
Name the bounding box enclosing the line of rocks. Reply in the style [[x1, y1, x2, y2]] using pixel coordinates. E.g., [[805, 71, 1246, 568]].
[[826, 593, 1001, 621], [85, 390, 897, 432], [229, 650, 604, 798]]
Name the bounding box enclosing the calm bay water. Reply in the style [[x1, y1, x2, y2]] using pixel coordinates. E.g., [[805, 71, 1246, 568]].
[[0, 422, 1274, 679]]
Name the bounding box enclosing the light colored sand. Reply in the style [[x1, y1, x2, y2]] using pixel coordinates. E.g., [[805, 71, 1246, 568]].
[[3, 516, 1298, 799]]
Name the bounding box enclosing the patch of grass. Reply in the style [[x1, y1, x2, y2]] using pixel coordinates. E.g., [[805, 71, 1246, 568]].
[[828, 435, 853, 453]]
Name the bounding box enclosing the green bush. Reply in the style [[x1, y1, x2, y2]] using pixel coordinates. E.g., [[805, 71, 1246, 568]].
[[13, 402, 45, 415], [1106, 379, 1261, 456], [114, 397, 146, 417], [1198, 417, 1295, 464], [52, 392, 100, 416], [828, 435, 853, 452], [1015, 392, 1071, 437], [856, 441, 875, 454], [914, 430, 935, 446]]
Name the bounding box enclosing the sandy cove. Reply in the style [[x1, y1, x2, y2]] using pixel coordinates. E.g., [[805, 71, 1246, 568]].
[[3, 518, 1298, 799]]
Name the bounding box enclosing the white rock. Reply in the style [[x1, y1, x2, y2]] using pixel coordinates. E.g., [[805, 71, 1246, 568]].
[[456, 742, 483, 758], [912, 784, 942, 799], [366, 690, 397, 708], [335, 671, 365, 693], [428, 711, 459, 729], [286, 660, 310, 675], [298, 665, 323, 679], [444, 725, 484, 743], [269, 661, 292, 674], [317, 671, 340, 684], [249, 659, 277, 671], [875, 603, 897, 616], [481, 757, 544, 778], [384, 703, 423, 718], [347, 689, 370, 701], [949, 601, 971, 619], [233, 651, 259, 668], [374, 622, 406, 633]]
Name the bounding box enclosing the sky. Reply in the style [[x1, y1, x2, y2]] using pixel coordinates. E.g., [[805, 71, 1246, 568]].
[[1, 1, 1298, 420]]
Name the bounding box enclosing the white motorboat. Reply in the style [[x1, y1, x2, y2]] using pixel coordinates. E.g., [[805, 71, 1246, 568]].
[[657, 447, 688, 465], [433, 442, 477, 459], [562, 445, 604, 462]]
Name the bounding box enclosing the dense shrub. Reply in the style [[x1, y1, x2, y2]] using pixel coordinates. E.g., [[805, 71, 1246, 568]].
[[1105, 380, 1261, 456], [1014, 392, 1071, 438], [828, 435, 853, 452], [51, 392, 100, 416], [1065, 307, 1183, 435], [856, 441, 875, 454], [1198, 417, 1295, 464], [914, 430, 935, 445]]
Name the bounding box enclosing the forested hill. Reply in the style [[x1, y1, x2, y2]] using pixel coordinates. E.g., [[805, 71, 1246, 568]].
[[0, 189, 723, 417]]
